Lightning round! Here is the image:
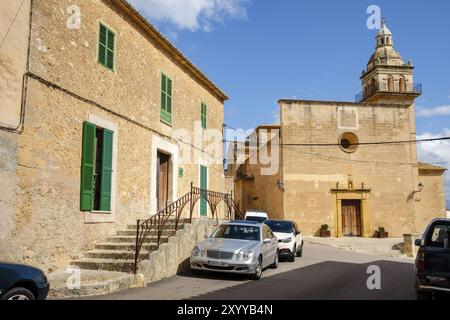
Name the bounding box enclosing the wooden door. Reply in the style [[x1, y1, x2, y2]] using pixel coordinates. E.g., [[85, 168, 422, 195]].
[[342, 200, 362, 237], [157, 152, 170, 211]]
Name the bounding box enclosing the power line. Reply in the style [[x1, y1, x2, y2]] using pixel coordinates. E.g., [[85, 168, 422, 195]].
[[224, 136, 450, 147]]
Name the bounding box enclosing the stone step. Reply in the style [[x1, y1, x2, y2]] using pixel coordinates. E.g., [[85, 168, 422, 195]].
[[71, 259, 135, 273], [116, 229, 177, 237], [107, 235, 159, 243], [95, 242, 158, 251], [48, 270, 137, 299], [86, 249, 151, 260]]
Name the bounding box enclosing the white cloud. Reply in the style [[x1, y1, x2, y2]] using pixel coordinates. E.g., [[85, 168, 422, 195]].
[[417, 129, 450, 208], [129, 0, 249, 31], [416, 105, 450, 117]]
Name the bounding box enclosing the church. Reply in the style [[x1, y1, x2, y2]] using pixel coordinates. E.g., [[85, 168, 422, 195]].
[[231, 20, 447, 237]]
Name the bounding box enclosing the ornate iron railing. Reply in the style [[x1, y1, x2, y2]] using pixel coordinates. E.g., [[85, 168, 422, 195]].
[[355, 82, 422, 102], [133, 183, 243, 274]]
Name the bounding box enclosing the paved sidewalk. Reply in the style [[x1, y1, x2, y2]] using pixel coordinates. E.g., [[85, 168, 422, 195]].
[[304, 236, 412, 260]]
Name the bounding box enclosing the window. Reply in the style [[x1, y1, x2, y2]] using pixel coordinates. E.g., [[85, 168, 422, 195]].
[[427, 224, 450, 248], [387, 76, 394, 91], [339, 132, 359, 153], [201, 102, 207, 129], [399, 77, 405, 92], [98, 23, 115, 71], [161, 73, 173, 124], [80, 121, 114, 212]]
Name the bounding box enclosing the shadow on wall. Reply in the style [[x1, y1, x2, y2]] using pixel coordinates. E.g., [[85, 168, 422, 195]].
[[185, 260, 416, 300]]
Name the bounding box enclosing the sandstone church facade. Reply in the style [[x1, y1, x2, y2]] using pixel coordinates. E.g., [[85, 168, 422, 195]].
[[232, 20, 447, 237], [0, 0, 228, 272]]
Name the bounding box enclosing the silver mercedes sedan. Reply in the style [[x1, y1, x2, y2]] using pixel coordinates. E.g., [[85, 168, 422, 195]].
[[190, 221, 279, 280]]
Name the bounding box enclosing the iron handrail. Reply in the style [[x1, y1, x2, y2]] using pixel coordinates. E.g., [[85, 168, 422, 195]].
[[133, 183, 242, 274]]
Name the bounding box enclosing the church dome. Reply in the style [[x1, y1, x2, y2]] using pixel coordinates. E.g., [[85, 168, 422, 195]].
[[366, 19, 406, 71], [367, 46, 405, 69]]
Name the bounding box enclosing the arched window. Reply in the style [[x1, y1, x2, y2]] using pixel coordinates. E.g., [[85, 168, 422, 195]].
[[387, 76, 394, 92], [399, 77, 405, 92], [370, 78, 377, 93]]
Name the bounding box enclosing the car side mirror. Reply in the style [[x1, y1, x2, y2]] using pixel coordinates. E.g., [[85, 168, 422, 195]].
[[415, 239, 422, 247], [263, 239, 271, 244]]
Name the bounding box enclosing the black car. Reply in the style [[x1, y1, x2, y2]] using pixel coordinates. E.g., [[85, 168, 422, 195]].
[[415, 218, 450, 300], [0, 263, 50, 300]]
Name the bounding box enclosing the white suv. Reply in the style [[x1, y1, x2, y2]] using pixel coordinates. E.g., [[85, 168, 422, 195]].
[[245, 211, 269, 223], [264, 220, 303, 262]]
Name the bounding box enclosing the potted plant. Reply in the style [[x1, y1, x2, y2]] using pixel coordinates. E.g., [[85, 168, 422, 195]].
[[320, 224, 331, 238], [376, 227, 389, 239]]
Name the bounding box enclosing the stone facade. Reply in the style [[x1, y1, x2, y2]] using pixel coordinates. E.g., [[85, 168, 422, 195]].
[[232, 20, 447, 237], [0, 0, 227, 272]]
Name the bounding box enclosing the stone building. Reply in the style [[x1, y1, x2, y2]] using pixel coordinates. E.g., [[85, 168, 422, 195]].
[[0, 0, 228, 272], [232, 20, 447, 237]]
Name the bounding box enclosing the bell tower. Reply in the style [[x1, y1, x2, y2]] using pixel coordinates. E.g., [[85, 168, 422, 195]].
[[358, 19, 421, 104]]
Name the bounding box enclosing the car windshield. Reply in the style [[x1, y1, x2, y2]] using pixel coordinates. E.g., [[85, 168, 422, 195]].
[[246, 216, 267, 223], [212, 225, 261, 241], [265, 221, 293, 233]]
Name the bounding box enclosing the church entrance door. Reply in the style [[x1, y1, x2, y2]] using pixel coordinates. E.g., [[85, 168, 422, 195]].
[[342, 200, 362, 237]]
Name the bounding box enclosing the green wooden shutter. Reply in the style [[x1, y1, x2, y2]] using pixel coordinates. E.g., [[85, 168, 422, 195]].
[[98, 24, 115, 71], [100, 129, 114, 211], [166, 78, 172, 115], [98, 24, 107, 65], [201, 103, 207, 129], [80, 122, 96, 211], [200, 165, 208, 216], [106, 29, 115, 70], [160, 73, 173, 124]]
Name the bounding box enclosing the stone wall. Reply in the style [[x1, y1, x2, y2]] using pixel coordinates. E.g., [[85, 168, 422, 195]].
[[0, 0, 31, 262], [415, 169, 447, 234], [2, 0, 227, 272], [139, 219, 221, 284], [0, 0, 30, 128]]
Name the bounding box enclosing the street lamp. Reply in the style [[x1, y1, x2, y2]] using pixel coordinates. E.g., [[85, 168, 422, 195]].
[[418, 182, 424, 193]]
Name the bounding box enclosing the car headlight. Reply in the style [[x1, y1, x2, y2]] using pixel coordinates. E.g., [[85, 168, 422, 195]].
[[242, 250, 254, 261], [192, 246, 205, 257], [281, 237, 293, 243], [234, 250, 254, 261], [192, 246, 200, 256]]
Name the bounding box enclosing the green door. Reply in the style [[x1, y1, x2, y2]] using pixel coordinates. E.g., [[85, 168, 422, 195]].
[[200, 165, 208, 217]]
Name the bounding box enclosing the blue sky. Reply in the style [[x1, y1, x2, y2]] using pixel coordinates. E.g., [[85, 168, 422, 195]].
[[131, 0, 450, 208]]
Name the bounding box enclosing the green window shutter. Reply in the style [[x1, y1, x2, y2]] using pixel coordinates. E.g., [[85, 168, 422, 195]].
[[201, 103, 207, 129], [98, 24, 107, 65], [100, 129, 114, 211], [200, 165, 208, 216], [80, 122, 96, 211], [106, 30, 115, 70], [160, 73, 173, 124], [98, 24, 115, 71]]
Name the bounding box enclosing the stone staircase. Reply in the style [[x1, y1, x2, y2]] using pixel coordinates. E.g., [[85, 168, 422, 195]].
[[71, 218, 190, 274]]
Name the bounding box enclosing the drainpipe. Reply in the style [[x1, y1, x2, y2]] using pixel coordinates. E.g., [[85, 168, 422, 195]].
[[0, 0, 33, 134]]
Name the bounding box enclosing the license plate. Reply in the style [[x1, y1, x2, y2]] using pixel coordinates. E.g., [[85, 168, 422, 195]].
[[208, 260, 227, 267]]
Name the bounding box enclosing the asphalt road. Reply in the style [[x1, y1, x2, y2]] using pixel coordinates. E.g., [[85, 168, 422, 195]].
[[85, 242, 416, 300]]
